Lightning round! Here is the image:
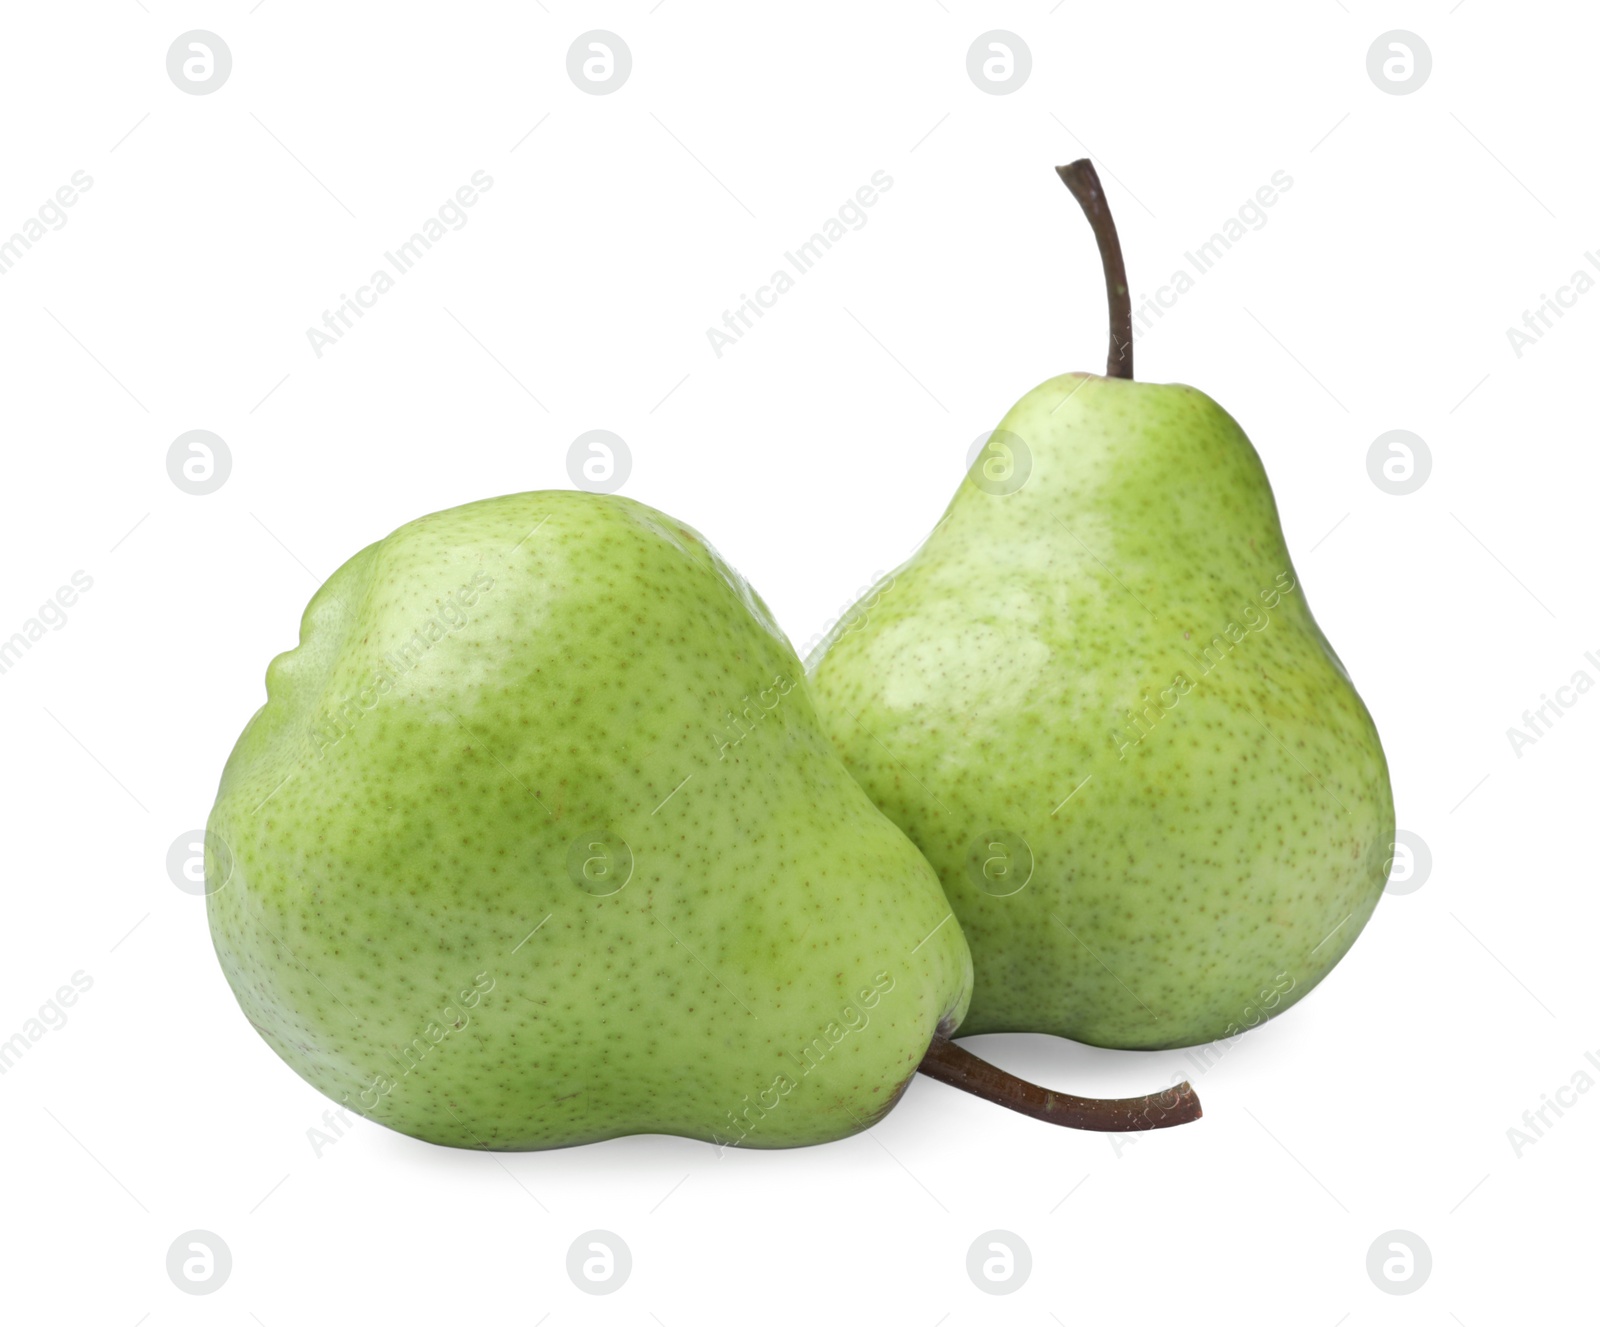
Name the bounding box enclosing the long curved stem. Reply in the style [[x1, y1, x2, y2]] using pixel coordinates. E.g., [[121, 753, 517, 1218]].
[[1055, 159, 1133, 380], [918, 1036, 1200, 1132]]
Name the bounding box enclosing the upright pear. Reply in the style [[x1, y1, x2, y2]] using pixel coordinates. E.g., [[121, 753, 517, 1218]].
[[808, 162, 1394, 1051], [206, 490, 1196, 1147]]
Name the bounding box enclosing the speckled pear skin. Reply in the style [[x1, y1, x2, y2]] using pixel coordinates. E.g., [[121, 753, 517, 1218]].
[[808, 374, 1393, 1050], [206, 491, 970, 1149]]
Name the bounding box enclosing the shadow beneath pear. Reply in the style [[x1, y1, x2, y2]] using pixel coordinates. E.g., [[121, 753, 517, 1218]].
[[372, 1124, 713, 1173], [953, 1024, 1288, 1105]]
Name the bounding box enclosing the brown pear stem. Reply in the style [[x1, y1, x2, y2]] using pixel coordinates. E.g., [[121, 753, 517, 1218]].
[[1055, 159, 1133, 380], [918, 1036, 1200, 1132]]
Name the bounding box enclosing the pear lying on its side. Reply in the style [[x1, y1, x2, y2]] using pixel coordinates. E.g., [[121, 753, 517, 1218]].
[[807, 163, 1394, 1051], [207, 491, 971, 1149]]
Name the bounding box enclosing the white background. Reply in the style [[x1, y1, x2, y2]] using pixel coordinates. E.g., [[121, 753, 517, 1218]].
[[0, 2, 1593, 1321]]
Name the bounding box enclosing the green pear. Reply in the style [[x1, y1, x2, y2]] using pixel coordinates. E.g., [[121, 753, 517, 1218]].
[[808, 161, 1394, 1051], [206, 490, 1195, 1148]]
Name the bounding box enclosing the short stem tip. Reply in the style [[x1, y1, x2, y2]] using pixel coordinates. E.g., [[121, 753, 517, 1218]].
[[918, 1035, 1201, 1133]]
